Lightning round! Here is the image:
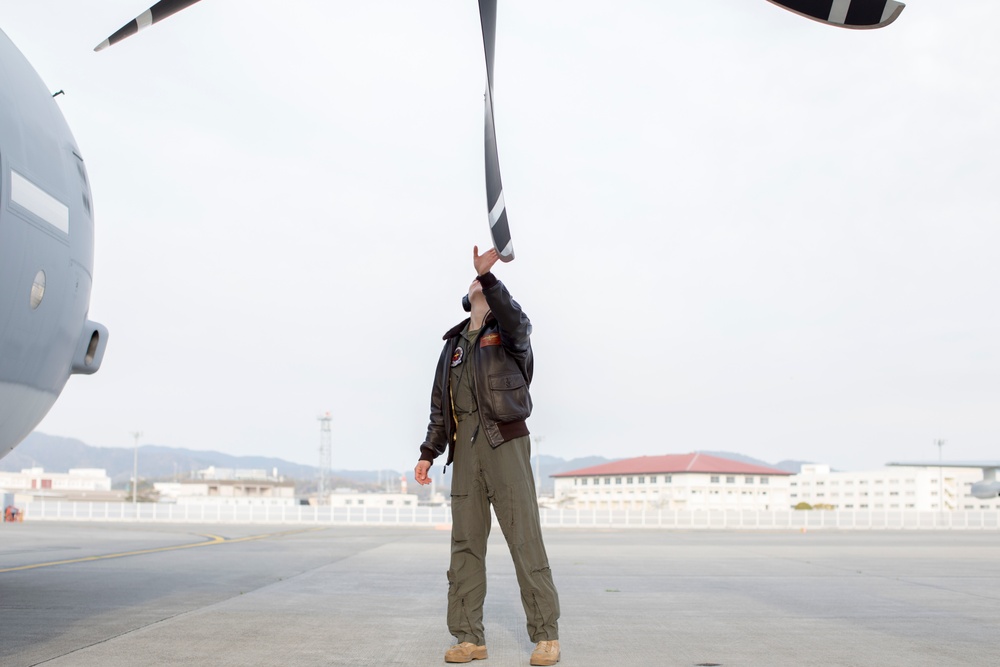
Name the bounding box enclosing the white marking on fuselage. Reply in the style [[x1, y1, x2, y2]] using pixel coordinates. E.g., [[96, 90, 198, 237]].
[[10, 171, 69, 234]]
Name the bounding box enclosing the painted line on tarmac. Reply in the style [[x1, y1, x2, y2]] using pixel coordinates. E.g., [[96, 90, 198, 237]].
[[0, 527, 326, 573]]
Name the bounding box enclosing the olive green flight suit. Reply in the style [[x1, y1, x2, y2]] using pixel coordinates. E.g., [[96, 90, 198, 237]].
[[447, 326, 560, 646]]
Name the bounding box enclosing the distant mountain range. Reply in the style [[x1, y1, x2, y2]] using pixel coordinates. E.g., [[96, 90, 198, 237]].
[[4, 432, 332, 489], [2, 433, 809, 494]]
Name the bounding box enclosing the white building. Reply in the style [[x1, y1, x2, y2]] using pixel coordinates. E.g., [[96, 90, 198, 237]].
[[193, 466, 283, 482], [0, 468, 118, 502], [154, 479, 296, 506], [552, 453, 792, 511], [326, 490, 419, 509], [790, 464, 1000, 511], [154, 465, 296, 506]]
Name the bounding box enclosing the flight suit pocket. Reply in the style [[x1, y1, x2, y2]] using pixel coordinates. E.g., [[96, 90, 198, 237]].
[[451, 493, 473, 543]]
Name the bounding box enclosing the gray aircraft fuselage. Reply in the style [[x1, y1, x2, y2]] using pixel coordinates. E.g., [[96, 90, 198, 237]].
[[0, 27, 107, 459]]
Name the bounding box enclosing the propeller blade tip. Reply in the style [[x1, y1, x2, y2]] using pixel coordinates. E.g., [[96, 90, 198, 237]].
[[94, 40, 110, 52]]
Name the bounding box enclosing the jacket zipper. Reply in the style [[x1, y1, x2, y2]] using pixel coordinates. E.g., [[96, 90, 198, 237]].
[[445, 339, 459, 475]]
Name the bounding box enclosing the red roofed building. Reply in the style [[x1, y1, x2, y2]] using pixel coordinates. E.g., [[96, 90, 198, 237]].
[[551, 453, 792, 511]]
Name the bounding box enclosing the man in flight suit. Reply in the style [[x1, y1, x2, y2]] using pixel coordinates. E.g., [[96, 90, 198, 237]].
[[415, 246, 560, 666]]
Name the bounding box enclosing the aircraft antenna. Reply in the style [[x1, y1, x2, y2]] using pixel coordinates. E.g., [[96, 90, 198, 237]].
[[317, 412, 332, 505]]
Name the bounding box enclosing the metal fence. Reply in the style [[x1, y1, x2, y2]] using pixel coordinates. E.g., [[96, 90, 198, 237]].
[[14, 501, 1000, 530], [540, 508, 1000, 530], [18, 502, 450, 526]]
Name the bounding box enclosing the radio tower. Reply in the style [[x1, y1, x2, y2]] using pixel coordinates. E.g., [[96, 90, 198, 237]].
[[317, 411, 332, 504]]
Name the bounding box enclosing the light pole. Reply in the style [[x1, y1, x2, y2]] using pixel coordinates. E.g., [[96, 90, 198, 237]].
[[317, 412, 332, 505], [934, 438, 945, 514], [130, 431, 142, 506]]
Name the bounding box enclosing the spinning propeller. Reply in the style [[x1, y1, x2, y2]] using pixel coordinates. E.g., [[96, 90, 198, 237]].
[[94, 0, 905, 261]]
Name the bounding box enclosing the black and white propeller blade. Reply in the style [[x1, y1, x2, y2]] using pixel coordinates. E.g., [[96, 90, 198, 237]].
[[478, 0, 513, 262], [767, 0, 905, 29], [94, 0, 204, 51], [95, 0, 905, 262]]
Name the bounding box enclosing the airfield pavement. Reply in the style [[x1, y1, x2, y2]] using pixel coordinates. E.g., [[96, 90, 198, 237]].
[[1, 522, 998, 667]]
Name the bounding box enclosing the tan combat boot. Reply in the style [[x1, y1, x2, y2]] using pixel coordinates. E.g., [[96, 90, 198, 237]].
[[530, 640, 560, 666], [444, 642, 488, 663]]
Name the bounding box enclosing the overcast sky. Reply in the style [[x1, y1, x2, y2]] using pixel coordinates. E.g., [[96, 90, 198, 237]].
[[3, 1, 998, 474]]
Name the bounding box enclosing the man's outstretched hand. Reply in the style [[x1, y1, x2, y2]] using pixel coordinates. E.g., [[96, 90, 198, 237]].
[[414, 460, 432, 486], [474, 245, 499, 277]]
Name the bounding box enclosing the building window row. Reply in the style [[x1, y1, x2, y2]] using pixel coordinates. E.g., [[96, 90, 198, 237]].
[[576, 475, 674, 486], [710, 476, 771, 485], [571, 474, 779, 489]]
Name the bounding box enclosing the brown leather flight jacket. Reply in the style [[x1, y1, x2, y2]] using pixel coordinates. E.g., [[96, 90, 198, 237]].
[[418, 271, 532, 468]]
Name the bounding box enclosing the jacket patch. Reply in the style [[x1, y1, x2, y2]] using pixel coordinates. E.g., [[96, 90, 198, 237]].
[[451, 346, 464, 367], [480, 333, 502, 348]]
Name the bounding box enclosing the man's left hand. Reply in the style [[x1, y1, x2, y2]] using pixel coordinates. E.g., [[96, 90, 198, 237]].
[[474, 245, 499, 277]]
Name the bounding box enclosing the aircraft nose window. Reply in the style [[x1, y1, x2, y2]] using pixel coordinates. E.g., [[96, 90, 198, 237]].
[[30, 270, 46, 309]]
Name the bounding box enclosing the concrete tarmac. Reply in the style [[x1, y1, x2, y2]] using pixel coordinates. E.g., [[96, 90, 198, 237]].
[[1, 522, 999, 667]]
